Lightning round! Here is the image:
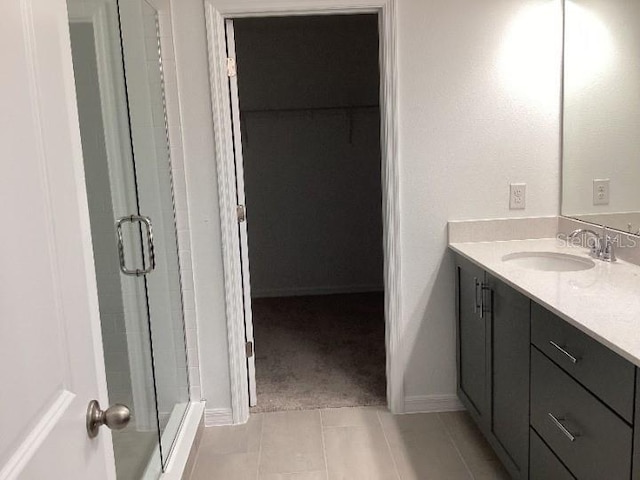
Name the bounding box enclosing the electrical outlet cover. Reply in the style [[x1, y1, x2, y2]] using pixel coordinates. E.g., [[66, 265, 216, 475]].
[[593, 179, 610, 205], [510, 183, 526, 210]]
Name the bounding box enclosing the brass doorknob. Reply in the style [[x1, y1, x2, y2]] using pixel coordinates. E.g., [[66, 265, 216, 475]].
[[86, 399, 131, 438]]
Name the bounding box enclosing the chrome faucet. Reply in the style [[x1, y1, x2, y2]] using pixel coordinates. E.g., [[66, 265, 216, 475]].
[[568, 227, 616, 262], [568, 229, 601, 258], [601, 228, 617, 262]]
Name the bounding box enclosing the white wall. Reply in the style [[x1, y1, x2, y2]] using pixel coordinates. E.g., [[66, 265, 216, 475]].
[[396, 0, 561, 404], [170, 0, 232, 412], [173, 0, 562, 415], [562, 0, 640, 216], [234, 16, 384, 297]]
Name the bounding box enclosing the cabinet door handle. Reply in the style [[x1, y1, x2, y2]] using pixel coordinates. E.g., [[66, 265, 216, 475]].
[[549, 341, 579, 364], [548, 413, 577, 442], [474, 277, 481, 314], [474, 278, 490, 319], [480, 284, 491, 319]]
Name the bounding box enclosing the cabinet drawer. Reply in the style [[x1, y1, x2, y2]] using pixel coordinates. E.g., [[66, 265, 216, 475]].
[[531, 302, 635, 422], [531, 348, 632, 480], [530, 428, 574, 480]]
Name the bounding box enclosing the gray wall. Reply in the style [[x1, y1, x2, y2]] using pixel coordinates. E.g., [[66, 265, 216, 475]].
[[234, 15, 384, 297]]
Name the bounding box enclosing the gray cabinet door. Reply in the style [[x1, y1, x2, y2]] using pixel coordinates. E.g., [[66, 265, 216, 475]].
[[455, 255, 489, 425], [488, 274, 530, 479]]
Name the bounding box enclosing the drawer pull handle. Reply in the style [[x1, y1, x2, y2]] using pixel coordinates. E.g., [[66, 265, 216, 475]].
[[548, 413, 577, 442], [549, 341, 579, 364]]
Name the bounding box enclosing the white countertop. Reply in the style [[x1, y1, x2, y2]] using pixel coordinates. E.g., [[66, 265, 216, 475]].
[[450, 238, 640, 368]]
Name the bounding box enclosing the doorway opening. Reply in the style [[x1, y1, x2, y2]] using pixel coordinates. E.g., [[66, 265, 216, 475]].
[[228, 14, 386, 413]]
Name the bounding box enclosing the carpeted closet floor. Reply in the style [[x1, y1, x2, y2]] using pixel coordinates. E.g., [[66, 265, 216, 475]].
[[250, 292, 386, 413]]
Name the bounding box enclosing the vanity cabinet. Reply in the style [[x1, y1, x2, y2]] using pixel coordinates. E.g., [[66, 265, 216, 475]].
[[530, 304, 635, 480], [455, 256, 530, 479], [454, 253, 640, 480], [530, 347, 632, 480], [487, 273, 530, 477], [529, 429, 574, 480], [455, 256, 489, 425], [531, 302, 635, 423]]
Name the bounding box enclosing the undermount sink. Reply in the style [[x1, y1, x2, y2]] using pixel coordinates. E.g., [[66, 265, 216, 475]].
[[501, 251, 596, 272]]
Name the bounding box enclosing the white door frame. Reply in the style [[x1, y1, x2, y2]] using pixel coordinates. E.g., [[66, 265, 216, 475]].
[[223, 18, 258, 407], [205, 0, 402, 424]]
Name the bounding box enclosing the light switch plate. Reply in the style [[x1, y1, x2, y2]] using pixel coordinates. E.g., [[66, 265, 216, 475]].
[[593, 179, 610, 205], [510, 183, 526, 210]]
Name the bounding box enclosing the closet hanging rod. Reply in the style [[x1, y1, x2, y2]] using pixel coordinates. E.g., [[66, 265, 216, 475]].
[[240, 104, 380, 114]]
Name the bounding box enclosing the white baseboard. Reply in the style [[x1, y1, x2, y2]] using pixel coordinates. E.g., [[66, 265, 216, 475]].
[[403, 394, 465, 414], [252, 284, 384, 298], [204, 408, 234, 427]]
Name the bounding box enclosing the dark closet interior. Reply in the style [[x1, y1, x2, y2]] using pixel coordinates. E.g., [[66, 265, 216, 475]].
[[233, 14, 386, 412]]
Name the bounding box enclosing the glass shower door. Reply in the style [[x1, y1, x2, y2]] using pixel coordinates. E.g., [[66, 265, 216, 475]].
[[119, 0, 191, 464], [67, 1, 163, 478], [67, 0, 190, 477]]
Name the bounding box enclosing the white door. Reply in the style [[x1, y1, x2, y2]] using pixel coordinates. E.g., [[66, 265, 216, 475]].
[[225, 19, 257, 407], [0, 0, 114, 478]]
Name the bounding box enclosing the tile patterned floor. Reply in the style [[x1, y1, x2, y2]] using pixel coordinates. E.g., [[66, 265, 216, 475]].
[[189, 407, 510, 480]]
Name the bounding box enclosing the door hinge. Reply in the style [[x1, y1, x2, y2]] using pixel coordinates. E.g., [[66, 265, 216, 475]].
[[226, 57, 237, 77], [236, 204, 246, 222], [245, 341, 253, 358]]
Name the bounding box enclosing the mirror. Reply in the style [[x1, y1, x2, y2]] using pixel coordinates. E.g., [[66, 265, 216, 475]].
[[561, 0, 640, 234]]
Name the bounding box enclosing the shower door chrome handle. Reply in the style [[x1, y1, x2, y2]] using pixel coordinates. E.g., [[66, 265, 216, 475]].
[[116, 214, 156, 276]]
